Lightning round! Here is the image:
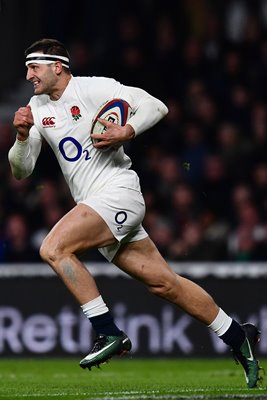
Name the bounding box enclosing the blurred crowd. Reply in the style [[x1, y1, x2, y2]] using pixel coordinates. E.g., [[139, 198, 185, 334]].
[[1, 0, 267, 263]]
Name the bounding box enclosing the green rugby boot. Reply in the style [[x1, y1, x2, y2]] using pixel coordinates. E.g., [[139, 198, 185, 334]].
[[80, 332, 132, 370], [232, 323, 261, 388]]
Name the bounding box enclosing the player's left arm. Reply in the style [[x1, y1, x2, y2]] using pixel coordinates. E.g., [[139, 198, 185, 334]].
[[119, 85, 169, 137], [91, 85, 168, 150]]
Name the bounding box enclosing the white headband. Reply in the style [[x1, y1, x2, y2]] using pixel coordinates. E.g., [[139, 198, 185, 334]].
[[25, 52, 70, 69]]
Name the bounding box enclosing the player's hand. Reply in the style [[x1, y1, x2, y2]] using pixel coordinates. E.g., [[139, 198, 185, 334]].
[[13, 105, 34, 141], [91, 118, 135, 150]]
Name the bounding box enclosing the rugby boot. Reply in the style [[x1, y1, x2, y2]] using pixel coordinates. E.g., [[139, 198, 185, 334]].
[[232, 323, 261, 388], [80, 332, 132, 370]]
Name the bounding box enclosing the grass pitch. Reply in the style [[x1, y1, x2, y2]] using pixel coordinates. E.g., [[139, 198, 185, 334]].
[[0, 358, 266, 399]]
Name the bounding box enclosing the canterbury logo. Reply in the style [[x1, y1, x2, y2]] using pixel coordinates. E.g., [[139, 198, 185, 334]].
[[42, 117, 55, 126]]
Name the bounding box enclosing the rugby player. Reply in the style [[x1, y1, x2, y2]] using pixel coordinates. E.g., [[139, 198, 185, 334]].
[[8, 38, 261, 388]]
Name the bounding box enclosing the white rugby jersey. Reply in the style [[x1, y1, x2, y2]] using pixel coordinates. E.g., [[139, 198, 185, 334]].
[[10, 76, 168, 203]]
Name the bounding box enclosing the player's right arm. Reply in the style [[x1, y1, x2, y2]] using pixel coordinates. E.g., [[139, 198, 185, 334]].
[[8, 105, 42, 179]]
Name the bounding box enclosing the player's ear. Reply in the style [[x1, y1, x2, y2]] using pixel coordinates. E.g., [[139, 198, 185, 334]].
[[53, 61, 63, 75]]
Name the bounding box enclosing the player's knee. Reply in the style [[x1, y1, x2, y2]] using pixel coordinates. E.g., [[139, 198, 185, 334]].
[[147, 277, 174, 299], [39, 236, 63, 264]]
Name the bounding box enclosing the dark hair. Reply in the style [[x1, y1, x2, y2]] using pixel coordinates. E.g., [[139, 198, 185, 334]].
[[25, 38, 71, 72]]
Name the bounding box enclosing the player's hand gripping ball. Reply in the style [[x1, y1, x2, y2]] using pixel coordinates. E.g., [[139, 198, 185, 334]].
[[91, 99, 132, 151]]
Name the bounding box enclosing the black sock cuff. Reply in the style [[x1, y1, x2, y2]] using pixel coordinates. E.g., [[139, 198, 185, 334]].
[[89, 311, 122, 336], [220, 319, 245, 350]]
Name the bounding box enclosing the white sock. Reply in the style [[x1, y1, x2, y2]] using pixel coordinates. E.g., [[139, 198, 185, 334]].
[[208, 308, 232, 337], [81, 295, 109, 319]]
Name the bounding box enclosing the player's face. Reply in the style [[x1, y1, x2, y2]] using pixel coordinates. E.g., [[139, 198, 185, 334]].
[[26, 63, 58, 95]]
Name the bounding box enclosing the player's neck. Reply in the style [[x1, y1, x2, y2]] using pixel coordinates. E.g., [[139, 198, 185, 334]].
[[49, 74, 72, 101]]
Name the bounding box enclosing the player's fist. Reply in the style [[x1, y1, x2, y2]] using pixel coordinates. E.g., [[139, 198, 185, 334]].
[[13, 105, 34, 141]]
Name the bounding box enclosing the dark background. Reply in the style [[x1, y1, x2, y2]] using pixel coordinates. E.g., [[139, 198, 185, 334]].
[[2, 1, 267, 263]]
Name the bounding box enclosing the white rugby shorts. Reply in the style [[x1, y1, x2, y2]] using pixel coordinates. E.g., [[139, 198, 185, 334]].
[[80, 185, 148, 261]]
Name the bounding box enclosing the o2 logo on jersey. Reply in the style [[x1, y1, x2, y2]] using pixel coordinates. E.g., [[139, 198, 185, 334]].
[[115, 211, 127, 231], [58, 137, 91, 161]]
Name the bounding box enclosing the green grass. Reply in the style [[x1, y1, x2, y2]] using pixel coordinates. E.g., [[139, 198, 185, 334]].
[[0, 358, 266, 399]]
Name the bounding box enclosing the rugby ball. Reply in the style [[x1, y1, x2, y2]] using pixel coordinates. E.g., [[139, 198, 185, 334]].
[[91, 99, 133, 147]]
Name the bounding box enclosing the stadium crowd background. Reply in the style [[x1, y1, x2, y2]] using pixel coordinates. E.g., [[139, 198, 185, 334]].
[[1, 0, 267, 263]]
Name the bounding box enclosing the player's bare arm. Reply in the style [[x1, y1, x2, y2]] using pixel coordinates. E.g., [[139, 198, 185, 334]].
[[91, 118, 135, 150], [13, 105, 34, 141]]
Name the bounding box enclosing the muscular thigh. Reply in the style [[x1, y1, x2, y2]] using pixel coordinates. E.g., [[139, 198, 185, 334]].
[[113, 237, 176, 285], [44, 203, 116, 254]]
